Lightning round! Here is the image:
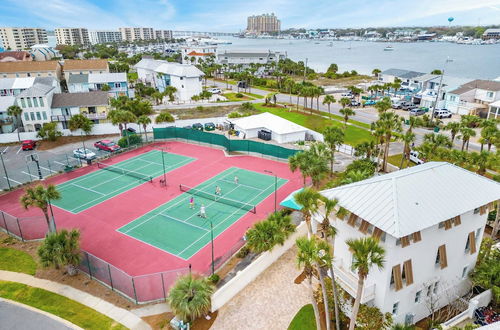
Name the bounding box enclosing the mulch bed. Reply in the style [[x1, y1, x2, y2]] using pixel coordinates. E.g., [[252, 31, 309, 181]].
[[37, 134, 120, 151]]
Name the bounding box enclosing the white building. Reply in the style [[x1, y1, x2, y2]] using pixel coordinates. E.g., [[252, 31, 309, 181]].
[[154, 30, 173, 41], [67, 72, 129, 98], [319, 162, 500, 326], [89, 30, 122, 45], [379, 68, 425, 90], [216, 50, 286, 69], [231, 112, 322, 143], [119, 27, 155, 42], [55, 28, 90, 47], [29, 44, 60, 61], [181, 46, 217, 64], [0, 27, 48, 51], [134, 58, 203, 101], [16, 82, 56, 131], [445, 80, 500, 116], [414, 75, 471, 109]]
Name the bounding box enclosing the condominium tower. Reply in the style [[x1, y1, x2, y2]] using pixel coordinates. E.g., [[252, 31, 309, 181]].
[[155, 30, 173, 40], [0, 27, 48, 50], [119, 27, 155, 42], [89, 30, 123, 44], [246, 13, 281, 34], [55, 28, 90, 46]]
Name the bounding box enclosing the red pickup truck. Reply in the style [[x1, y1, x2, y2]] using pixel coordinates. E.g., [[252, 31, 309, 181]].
[[21, 140, 36, 151]]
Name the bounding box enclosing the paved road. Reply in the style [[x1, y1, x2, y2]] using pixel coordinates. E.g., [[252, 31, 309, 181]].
[[0, 300, 73, 330]]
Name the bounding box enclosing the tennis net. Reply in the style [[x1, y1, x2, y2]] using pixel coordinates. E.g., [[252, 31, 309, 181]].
[[97, 162, 153, 183], [179, 184, 256, 213]]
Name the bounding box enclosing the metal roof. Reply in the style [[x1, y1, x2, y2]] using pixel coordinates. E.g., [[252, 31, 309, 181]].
[[381, 68, 425, 79], [232, 112, 309, 135], [51, 91, 109, 108], [134, 59, 204, 77], [88, 72, 127, 84], [17, 83, 54, 97], [0, 96, 16, 110], [321, 162, 500, 238], [67, 74, 89, 84]]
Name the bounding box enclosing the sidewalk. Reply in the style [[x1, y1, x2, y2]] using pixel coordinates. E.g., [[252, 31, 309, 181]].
[[0, 270, 151, 330]]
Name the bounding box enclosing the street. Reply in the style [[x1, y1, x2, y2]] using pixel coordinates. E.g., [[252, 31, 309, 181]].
[[0, 299, 73, 330]]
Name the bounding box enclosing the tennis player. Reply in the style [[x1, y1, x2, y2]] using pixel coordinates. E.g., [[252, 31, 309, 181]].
[[234, 176, 239, 184], [189, 196, 194, 209], [215, 186, 221, 195], [199, 204, 207, 218]]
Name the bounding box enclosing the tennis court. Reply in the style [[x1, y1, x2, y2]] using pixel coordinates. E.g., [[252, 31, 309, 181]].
[[53, 150, 195, 213], [117, 167, 288, 260]]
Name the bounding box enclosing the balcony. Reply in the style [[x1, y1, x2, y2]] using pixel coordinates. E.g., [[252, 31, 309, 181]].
[[331, 263, 376, 304], [84, 113, 107, 120], [0, 118, 14, 125]]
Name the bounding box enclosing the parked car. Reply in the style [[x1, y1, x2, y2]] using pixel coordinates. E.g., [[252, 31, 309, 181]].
[[409, 108, 426, 116], [363, 100, 376, 106], [125, 127, 136, 134], [433, 109, 452, 119], [207, 88, 221, 94], [73, 148, 96, 160], [409, 150, 425, 165], [21, 140, 36, 151], [392, 101, 412, 109], [351, 100, 361, 107], [192, 123, 203, 131], [341, 92, 353, 98], [94, 140, 121, 152], [204, 122, 216, 131]]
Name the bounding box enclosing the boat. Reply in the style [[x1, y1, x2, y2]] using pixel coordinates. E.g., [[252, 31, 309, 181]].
[[327, 42, 333, 47], [384, 45, 394, 51]]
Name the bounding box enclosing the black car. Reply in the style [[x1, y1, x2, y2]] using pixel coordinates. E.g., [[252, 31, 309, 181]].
[[192, 123, 203, 131]]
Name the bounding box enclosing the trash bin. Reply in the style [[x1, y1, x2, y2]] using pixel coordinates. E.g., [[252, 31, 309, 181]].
[[433, 126, 440, 133], [405, 120, 410, 125]]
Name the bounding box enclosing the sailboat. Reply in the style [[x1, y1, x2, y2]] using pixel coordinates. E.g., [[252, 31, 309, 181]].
[[384, 45, 394, 51]]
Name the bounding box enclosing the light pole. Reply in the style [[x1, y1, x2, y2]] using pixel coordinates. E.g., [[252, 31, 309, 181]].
[[209, 220, 214, 275], [0, 152, 11, 190], [264, 170, 277, 213], [303, 58, 308, 83], [430, 57, 453, 125], [161, 148, 167, 187]]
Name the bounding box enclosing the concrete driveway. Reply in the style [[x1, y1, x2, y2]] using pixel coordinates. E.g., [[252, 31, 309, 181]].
[[0, 299, 74, 330]]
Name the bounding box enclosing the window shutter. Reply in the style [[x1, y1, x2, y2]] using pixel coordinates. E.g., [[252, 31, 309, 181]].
[[401, 235, 410, 248], [444, 220, 452, 230], [372, 227, 383, 240], [403, 259, 414, 286], [392, 265, 403, 291], [412, 231, 422, 242], [469, 232, 477, 254], [347, 213, 357, 227], [359, 220, 370, 234], [453, 216, 461, 226], [439, 245, 448, 269], [479, 205, 487, 215]]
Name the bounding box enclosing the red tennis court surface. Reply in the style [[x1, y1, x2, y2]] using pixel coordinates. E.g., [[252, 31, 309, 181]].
[[0, 141, 303, 277]]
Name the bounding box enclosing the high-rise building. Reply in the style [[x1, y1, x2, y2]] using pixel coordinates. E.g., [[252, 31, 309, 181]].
[[55, 28, 90, 46], [119, 27, 155, 42], [0, 27, 48, 50], [154, 30, 173, 41], [89, 30, 123, 44], [246, 13, 281, 34]]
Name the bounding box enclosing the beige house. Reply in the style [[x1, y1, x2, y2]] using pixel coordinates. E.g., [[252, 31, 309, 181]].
[[62, 59, 109, 81], [0, 61, 62, 80]]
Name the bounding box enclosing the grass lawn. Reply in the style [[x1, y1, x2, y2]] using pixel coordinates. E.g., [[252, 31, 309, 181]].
[[387, 154, 415, 169], [223, 92, 252, 102], [254, 103, 373, 146], [0, 281, 126, 330], [244, 92, 265, 99], [0, 247, 37, 275], [127, 72, 138, 81], [288, 304, 316, 330]]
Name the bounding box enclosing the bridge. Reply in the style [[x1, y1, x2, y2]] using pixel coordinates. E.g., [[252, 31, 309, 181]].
[[173, 31, 238, 37]]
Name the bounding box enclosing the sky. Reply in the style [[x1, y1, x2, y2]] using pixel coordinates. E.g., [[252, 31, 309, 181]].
[[1, 0, 500, 32]]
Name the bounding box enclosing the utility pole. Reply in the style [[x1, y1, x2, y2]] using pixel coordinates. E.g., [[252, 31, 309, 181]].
[[210, 220, 214, 275], [161, 148, 167, 187], [431, 57, 452, 125], [0, 152, 11, 190], [303, 58, 308, 82]]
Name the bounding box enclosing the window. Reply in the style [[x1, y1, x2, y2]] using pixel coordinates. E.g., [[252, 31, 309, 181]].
[[39, 97, 44, 107], [391, 265, 403, 291], [438, 222, 444, 229], [27, 98, 32, 107], [476, 228, 481, 240], [181, 85, 184, 88], [474, 208, 480, 214], [415, 290, 422, 303], [114, 83, 121, 88], [180, 77, 183, 80], [427, 285, 432, 297], [27, 73, 31, 77], [396, 238, 401, 246], [20, 98, 26, 107], [30, 112, 35, 120], [33, 97, 38, 107], [36, 112, 41, 120], [449, 95, 456, 102], [433, 281, 439, 294], [42, 112, 47, 120], [436, 245, 448, 269], [465, 234, 471, 252], [403, 260, 414, 285], [24, 113, 29, 121], [487, 91, 494, 98], [392, 302, 399, 315], [462, 266, 468, 278]]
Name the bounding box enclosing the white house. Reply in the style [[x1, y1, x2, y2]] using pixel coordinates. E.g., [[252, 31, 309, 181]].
[[181, 46, 217, 64], [488, 100, 500, 120], [414, 75, 471, 109], [231, 112, 322, 143], [134, 58, 204, 102], [318, 162, 500, 326], [0, 77, 60, 97], [50, 91, 110, 129], [446, 80, 500, 116], [379, 68, 425, 90], [29, 44, 60, 61], [16, 83, 56, 131], [216, 50, 286, 69], [68, 72, 129, 98]]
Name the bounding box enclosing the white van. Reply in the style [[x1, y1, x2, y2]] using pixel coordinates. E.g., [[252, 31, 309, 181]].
[[409, 150, 424, 165]]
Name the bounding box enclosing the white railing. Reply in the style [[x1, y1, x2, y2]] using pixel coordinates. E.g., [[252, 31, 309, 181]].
[[332, 264, 376, 304], [440, 289, 492, 329]]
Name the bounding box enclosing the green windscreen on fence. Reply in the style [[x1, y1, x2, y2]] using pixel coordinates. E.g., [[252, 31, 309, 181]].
[[153, 127, 298, 160]]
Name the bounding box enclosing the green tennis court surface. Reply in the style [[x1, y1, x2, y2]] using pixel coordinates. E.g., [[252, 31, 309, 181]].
[[117, 167, 288, 260], [53, 150, 194, 213]]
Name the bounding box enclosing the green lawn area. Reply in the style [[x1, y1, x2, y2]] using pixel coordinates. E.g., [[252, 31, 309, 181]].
[[0, 247, 37, 275], [223, 92, 252, 102], [387, 154, 415, 168], [254, 103, 373, 146], [127, 72, 138, 81], [288, 304, 316, 330], [244, 92, 264, 99], [0, 281, 127, 330]]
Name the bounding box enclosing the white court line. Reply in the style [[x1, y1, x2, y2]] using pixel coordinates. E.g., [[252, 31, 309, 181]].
[[1, 147, 9, 154], [156, 213, 209, 232], [69, 183, 105, 196], [17, 147, 22, 155], [120, 168, 240, 234], [178, 179, 277, 256], [39, 166, 57, 173], [22, 171, 39, 179], [217, 178, 264, 191], [54, 161, 66, 165], [4, 176, 23, 185]]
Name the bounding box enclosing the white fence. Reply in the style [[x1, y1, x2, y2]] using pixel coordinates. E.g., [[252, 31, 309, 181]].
[[440, 289, 492, 329], [210, 221, 308, 312]]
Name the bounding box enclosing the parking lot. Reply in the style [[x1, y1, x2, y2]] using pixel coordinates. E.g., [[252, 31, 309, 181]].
[[0, 136, 124, 191]]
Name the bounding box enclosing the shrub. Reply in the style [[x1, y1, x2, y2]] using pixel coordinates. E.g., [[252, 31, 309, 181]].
[[235, 93, 244, 98], [37, 122, 62, 141], [38, 229, 81, 275], [117, 134, 142, 148], [236, 245, 250, 258], [207, 274, 220, 284], [196, 106, 204, 111]]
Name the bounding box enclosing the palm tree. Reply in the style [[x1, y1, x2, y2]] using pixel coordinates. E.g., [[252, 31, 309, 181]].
[[295, 237, 322, 330], [400, 131, 416, 168], [20, 184, 61, 233], [354, 141, 378, 160], [372, 68, 381, 77], [346, 237, 386, 330], [137, 115, 152, 143], [155, 111, 175, 124], [423, 133, 452, 153], [38, 229, 81, 275], [469, 151, 495, 176], [458, 127, 476, 151], [164, 86, 178, 102], [323, 95, 336, 117], [108, 109, 137, 146], [339, 97, 351, 109], [406, 116, 422, 134], [443, 121, 461, 144], [375, 111, 402, 172], [392, 81, 401, 96], [289, 152, 309, 186], [306, 143, 330, 187], [68, 114, 94, 150], [246, 219, 285, 253], [323, 126, 345, 176], [7, 105, 23, 140], [374, 97, 392, 113], [339, 107, 355, 128], [340, 170, 372, 185], [479, 124, 499, 151], [294, 187, 321, 236], [168, 274, 214, 323], [151, 91, 164, 105]]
